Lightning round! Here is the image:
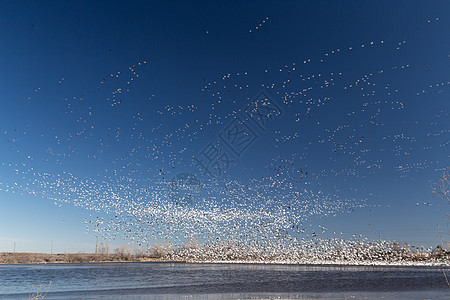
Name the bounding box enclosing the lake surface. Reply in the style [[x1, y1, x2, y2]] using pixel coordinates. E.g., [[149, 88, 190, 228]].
[[0, 262, 449, 299]]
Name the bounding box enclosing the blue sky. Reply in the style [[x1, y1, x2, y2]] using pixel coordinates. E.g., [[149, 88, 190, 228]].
[[0, 1, 449, 253]]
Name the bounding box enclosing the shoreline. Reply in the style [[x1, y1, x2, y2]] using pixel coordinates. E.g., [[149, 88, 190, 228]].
[[0, 252, 176, 265], [1, 252, 448, 267]]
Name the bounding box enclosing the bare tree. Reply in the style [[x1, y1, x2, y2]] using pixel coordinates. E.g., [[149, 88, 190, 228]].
[[432, 168, 450, 204], [150, 243, 166, 258], [432, 169, 449, 247], [114, 244, 132, 259], [431, 169, 450, 288], [150, 242, 172, 258], [133, 247, 145, 258], [98, 243, 110, 255], [432, 168, 449, 212]]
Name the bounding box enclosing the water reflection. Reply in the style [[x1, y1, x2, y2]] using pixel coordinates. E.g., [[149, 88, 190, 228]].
[[0, 263, 448, 299]]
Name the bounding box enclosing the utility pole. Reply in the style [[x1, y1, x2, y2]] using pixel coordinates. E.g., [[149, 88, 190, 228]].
[[95, 236, 98, 255], [378, 227, 381, 245], [13, 242, 16, 253], [51, 240, 53, 255]]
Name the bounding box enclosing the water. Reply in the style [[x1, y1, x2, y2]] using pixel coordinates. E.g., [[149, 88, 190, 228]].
[[0, 262, 448, 299]]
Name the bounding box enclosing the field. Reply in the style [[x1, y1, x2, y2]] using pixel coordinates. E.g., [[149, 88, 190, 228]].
[[0, 252, 171, 264]]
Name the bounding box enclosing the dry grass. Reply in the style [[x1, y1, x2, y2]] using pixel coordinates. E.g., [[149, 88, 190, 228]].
[[0, 252, 174, 265], [28, 282, 51, 299]]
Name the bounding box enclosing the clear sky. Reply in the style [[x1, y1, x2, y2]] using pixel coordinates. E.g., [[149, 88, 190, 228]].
[[0, 0, 449, 253]]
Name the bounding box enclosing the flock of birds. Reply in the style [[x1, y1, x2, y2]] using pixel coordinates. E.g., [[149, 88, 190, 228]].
[[249, 16, 269, 33], [0, 15, 448, 261], [168, 237, 439, 264]]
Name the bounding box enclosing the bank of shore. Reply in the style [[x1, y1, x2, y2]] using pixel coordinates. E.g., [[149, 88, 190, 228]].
[[1, 252, 449, 266], [0, 252, 175, 264]]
